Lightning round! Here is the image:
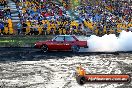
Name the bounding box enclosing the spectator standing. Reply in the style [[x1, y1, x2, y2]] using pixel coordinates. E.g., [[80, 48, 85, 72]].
[[16, 22, 22, 35], [0, 22, 4, 35]]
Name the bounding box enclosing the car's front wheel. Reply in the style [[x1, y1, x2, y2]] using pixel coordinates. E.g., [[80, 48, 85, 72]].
[[41, 45, 48, 53], [71, 45, 80, 53]]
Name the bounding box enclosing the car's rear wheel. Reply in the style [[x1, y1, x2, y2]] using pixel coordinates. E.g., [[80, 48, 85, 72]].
[[41, 45, 48, 53], [71, 45, 80, 53]]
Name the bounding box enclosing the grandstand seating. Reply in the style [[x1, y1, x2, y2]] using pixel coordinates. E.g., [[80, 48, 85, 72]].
[[0, 0, 131, 36]]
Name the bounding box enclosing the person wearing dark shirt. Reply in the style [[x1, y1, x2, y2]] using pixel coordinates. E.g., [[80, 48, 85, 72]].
[[22, 22, 27, 34]]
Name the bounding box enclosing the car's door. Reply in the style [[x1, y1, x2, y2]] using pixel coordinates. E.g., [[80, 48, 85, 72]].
[[51, 36, 65, 50], [64, 36, 77, 50]]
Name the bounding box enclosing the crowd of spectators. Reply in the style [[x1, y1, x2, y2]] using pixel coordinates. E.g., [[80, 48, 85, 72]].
[[76, 0, 131, 35], [0, 0, 131, 36], [0, 0, 14, 35], [14, 0, 85, 35]]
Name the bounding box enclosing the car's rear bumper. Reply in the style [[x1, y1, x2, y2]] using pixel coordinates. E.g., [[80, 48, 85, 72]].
[[84, 46, 89, 48]]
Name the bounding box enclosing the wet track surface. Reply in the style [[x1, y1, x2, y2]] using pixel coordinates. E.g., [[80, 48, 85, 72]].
[[0, 48, 132, 88]]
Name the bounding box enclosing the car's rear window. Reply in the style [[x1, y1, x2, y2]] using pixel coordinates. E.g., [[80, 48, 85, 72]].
[[65, 36, 76, 41]]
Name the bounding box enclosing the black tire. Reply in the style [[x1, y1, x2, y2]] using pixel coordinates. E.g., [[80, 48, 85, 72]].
[[76, 76, 86, 85], [41, 45, 48, 53], [71, 45, 80, 53]]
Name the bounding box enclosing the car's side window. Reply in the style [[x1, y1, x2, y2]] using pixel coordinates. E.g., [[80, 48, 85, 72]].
[[54, 36, 64, 41], [65, 36, 76, 41]]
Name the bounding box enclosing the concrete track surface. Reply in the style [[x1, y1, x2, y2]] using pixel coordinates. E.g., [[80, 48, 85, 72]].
[[0, 48, 132, 88]]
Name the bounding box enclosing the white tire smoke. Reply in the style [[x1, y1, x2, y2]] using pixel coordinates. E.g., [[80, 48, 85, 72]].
[[79, 31, 132, 52]]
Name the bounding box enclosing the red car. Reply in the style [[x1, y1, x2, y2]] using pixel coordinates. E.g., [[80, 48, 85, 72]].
[[34, 35, 88, 52]]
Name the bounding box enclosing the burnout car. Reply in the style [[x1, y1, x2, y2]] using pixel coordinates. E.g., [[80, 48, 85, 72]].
[[34, 35, 88, 52]]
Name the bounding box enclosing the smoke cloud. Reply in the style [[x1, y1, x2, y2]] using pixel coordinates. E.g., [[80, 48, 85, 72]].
[[79, 31, 132, 52]]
